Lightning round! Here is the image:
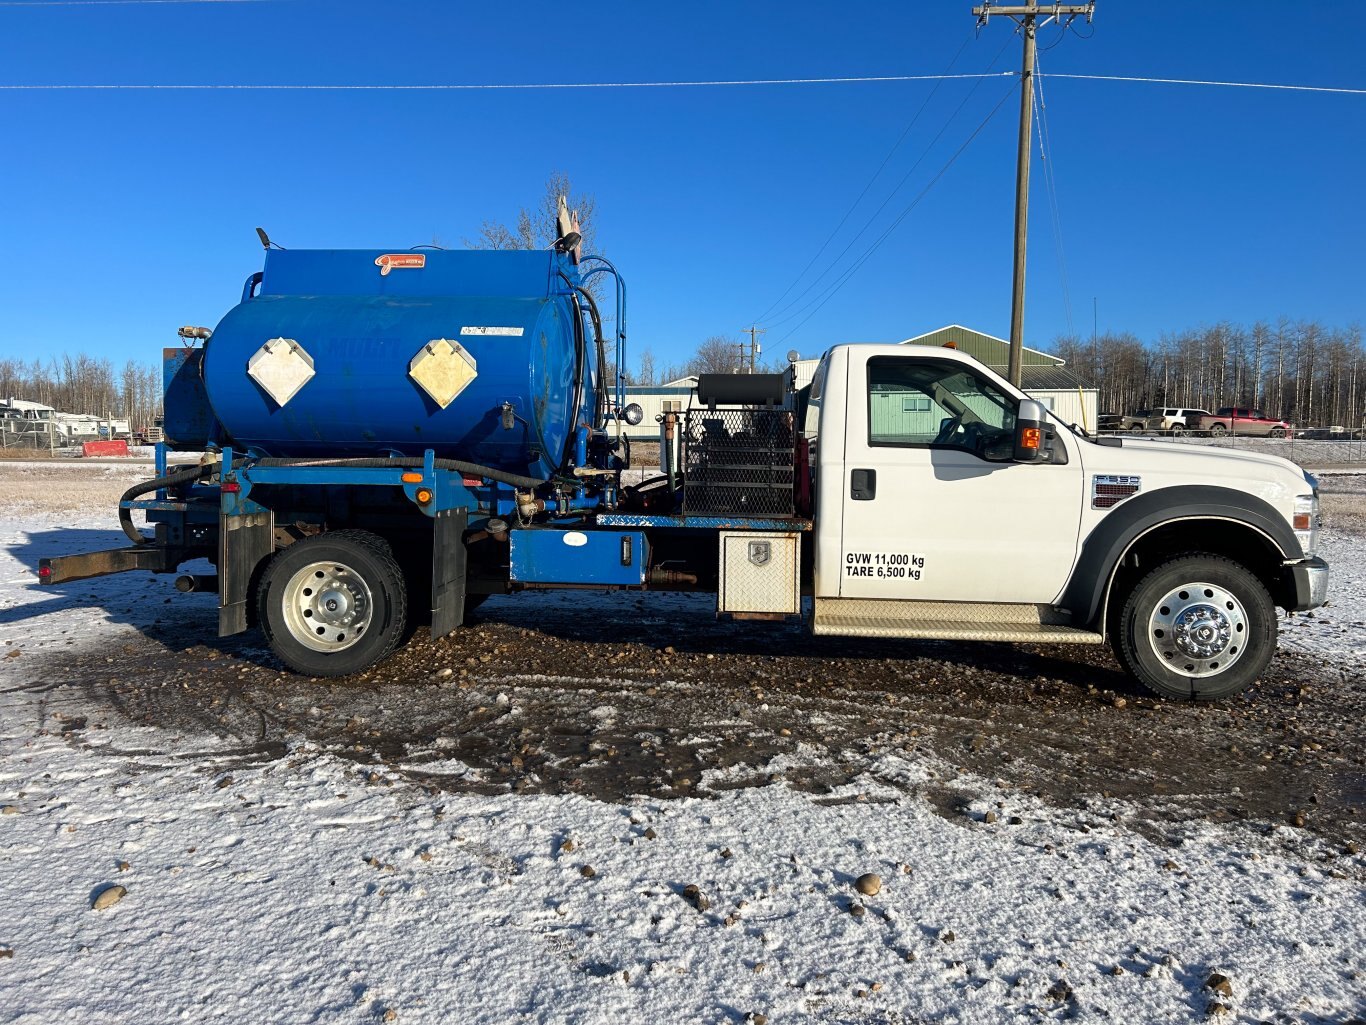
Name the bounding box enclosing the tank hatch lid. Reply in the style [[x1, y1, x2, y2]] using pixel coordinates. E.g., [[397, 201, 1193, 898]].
[[409, 339, 478, 409], [247, 337, 315, 407]]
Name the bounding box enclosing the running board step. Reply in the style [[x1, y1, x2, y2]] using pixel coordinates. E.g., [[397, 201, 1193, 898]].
[[811, 598, 1105, 645]]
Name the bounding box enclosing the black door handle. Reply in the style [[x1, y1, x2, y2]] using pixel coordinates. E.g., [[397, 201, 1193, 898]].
[[850, 468, 876, 501]]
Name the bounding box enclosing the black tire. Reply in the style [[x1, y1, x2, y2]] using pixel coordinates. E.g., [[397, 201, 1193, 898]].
[[1209, 423, 1228, 436], [1269, 427, 1287, 439], [1171, 424, 1187, 437], [258, 529, 408, 677], [1113, 554, 1276, 701]]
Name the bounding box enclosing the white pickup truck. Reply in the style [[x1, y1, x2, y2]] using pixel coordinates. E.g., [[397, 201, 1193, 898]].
[[801, 344, 1328, 700]]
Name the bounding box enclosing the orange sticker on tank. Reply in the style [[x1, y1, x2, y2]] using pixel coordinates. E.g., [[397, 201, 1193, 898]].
[[375, 253, 426, 276]]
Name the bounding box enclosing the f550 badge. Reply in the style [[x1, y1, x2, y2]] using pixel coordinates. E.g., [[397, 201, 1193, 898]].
[[375, 253, 426, 276]]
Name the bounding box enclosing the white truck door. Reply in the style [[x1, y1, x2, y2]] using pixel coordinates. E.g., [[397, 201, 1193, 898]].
[[835, 349, 1084, 604]]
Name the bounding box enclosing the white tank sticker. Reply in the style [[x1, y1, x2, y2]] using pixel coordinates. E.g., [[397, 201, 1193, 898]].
[[562, 532, 588, 548], [460, 326, 525, 337]]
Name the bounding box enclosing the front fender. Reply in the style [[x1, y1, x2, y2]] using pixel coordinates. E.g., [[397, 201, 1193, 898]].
[[1060, 485, 1302, 629]]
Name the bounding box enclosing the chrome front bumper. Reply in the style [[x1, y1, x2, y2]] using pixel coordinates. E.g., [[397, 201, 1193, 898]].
[[1288, 557, 1330, 611]]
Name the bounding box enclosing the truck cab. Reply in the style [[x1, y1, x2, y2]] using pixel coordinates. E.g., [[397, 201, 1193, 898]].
[[804, 344, 1327, 699]]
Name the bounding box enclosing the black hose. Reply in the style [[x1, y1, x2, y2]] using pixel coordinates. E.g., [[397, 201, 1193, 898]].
[[118, 462, 211, 545], [559, 271, 607, 433], [572, 285, 608, 431], [118, 455, 546, 546]]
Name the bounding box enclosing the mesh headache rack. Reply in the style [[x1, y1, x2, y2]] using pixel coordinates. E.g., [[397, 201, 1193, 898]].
[[683, 373, 795, 517]]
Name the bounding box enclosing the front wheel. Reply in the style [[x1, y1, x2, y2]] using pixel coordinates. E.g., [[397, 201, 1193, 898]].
[[258, 529, 408, 677], [1269, 427, 1287, 438], [1209, 423, 1228, 437], [1113, 554, 1276, 701]]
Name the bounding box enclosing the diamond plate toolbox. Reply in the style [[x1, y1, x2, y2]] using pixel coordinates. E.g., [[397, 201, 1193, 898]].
[[718, 531, 800, 615]]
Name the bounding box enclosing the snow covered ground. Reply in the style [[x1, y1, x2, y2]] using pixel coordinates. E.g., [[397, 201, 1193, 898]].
[[0, 465, 1363, 1024]]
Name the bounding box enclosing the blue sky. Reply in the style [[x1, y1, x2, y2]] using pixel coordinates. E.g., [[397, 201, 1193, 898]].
[[0, 0, 1361, 377]]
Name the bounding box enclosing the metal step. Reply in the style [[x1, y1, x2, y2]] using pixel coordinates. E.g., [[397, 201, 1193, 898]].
[[811, 597, 1105, 645]]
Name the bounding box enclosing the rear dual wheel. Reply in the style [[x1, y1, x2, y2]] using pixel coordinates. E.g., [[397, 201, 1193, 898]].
[[1113, 554, 1276, 701], [259, 530, 408, 677]]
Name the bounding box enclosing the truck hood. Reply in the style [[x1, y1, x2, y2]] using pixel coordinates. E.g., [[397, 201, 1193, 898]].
[[1080, 436, 1312, 505]]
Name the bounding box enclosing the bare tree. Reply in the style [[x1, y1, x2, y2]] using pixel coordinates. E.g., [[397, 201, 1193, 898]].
[[467, 172, 599, 256], [634, 347, 657, 387], [686, 336, 743, 376]]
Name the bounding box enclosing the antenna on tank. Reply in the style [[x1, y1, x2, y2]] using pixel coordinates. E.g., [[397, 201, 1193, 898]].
[[255, 227, 285, 251]]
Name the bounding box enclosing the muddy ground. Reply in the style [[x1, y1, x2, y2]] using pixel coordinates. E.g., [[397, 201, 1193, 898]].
[[6, 465, 1365, 853]]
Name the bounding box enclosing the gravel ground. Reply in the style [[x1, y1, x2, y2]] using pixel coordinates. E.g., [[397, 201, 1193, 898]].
[[7, 463, 1363, 853]]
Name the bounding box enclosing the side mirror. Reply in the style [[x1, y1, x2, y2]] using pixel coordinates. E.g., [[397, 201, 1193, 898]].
[[1014, 399, 1049, 462]]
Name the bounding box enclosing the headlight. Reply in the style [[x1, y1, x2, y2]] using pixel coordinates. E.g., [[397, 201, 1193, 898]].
[[1293, 492, 1319, 558]]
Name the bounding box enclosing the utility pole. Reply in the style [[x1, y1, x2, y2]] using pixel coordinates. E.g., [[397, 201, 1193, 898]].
[[740, 325, 766, 374], [972, 1, 1094, 388]]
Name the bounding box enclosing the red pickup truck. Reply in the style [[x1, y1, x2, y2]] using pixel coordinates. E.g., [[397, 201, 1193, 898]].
[[1191, 407, 1294, 438]]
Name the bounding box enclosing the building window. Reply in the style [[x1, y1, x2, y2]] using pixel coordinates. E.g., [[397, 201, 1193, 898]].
[[901, 397, 931, 413]]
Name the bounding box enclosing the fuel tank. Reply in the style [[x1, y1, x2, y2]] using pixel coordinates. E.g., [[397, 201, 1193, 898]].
[[197, 248, 592, 480]]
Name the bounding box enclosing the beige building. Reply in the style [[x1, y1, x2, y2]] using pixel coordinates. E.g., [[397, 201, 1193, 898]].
[[624, 325, 1098, 439]]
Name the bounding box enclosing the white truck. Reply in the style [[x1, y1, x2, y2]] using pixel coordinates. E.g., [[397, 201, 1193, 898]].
[[798, 344, 1327, 700]]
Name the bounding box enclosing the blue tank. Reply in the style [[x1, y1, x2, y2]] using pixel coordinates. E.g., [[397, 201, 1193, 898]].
[[197, 248, 595, 480]]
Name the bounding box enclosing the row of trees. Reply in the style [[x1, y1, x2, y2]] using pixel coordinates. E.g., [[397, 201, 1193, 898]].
[[1051, 320, 1364, 427], [0, 356, 162, 429]]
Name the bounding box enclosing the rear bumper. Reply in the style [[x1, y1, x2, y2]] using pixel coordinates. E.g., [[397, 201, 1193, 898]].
[[39, 545, 185, 585], [1287, 556, 1330, 611]]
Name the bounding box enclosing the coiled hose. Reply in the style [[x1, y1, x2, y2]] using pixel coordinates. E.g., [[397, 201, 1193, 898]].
[[119, 462, 216, 545], [118, 456, 548, 545]]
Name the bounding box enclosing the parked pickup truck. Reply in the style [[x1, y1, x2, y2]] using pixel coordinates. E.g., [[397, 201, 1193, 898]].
[[1191, 408, 1294, 438], [1144, 407, 1211, 436]]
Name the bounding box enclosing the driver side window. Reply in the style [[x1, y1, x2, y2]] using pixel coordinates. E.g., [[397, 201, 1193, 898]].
[[867, 356, 1017, 457]]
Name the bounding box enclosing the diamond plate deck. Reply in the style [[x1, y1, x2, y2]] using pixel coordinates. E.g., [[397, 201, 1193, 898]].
[[811, 598, 1104, 644]]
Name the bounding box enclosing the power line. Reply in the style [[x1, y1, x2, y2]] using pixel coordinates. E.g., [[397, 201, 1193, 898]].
[[0, 71, 1361, 94], [771, 84, 1017, 348], [1038, 72, 1366, 96], [0, 72, 1014, 90], [1034, 51, 1074, 339], [749, 32, 975, 327], [762, 34, 1017, 329]]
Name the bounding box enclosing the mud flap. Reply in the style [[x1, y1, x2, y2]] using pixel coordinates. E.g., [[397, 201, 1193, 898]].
[[219, 510, 273, 636], [430, 507, 468, 639]]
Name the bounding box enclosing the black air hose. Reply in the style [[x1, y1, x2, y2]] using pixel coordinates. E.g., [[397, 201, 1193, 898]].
[[118, 462, 214, 545], [118, 456, 546, 546]]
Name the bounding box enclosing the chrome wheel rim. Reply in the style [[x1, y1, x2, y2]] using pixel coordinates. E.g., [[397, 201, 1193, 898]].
[[281, 560, 373, 653], [1147, 580, 1247, 678]]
